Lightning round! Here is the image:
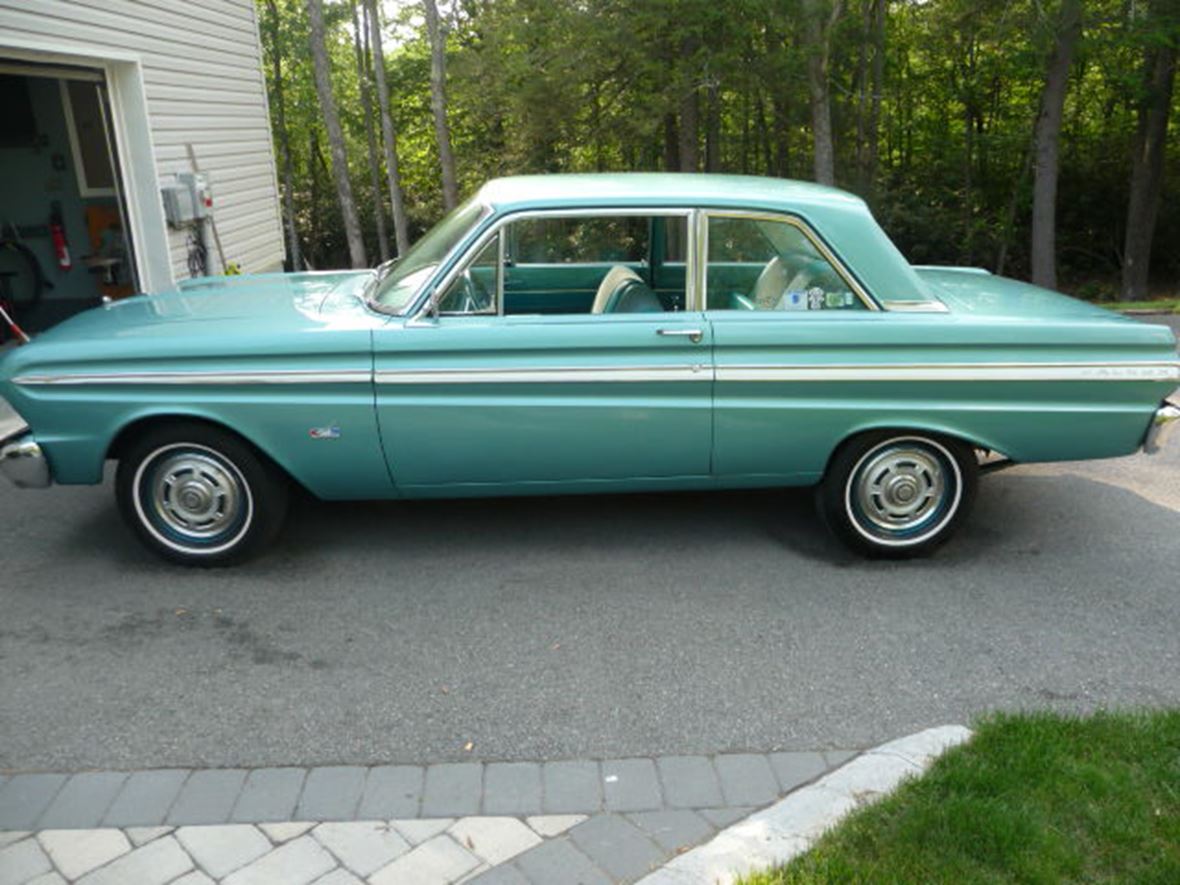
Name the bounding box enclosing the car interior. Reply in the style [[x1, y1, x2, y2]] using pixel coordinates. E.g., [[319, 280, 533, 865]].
[[436, 212, 864, 316]]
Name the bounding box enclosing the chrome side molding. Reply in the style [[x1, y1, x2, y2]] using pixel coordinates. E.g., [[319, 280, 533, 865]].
[[0, 433, 51, 488], [1143, 402, 1180, 455]]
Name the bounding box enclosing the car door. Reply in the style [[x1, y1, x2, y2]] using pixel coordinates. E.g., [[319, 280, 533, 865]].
[[702, 210, 886, 482], [373, 211, 713, 491]]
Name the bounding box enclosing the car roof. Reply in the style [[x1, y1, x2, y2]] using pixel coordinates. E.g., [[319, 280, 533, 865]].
[[473, 173, 938, 308], [477, 173, 867, 214]]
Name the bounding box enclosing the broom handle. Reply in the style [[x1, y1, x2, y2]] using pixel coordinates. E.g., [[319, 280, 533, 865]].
[[0, 301, 30, 344]]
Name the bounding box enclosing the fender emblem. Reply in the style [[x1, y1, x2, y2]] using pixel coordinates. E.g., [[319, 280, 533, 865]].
[[309, 424, 341, 440]]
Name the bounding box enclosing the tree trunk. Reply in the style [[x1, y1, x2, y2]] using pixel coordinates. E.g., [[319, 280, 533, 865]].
[[663, 113, 679, 171], [306, 0, 366, 268], [266, 0, 301, 271], [366, 0, 410, 256], [350, 0, 389, 261], [996, 136, 1034, 276], [423, 0, 458, 210], [679, 87, 699, 171], [854, 1, 870, 190], [765, 17, 791, 178], [865, 0, 885, 194], [705, 81, 721, 173], [804, 0, 843, 186], [1030, 0, 1082, 290], [1122, 24, 1177, 299]]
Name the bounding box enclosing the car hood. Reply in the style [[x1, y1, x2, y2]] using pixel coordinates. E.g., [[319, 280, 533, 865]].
[[914, 267, 1130, 322], [30, 270, 380, 344]]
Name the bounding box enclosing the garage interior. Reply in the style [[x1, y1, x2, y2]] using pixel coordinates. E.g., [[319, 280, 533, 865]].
[[0, 60, 137, 340]]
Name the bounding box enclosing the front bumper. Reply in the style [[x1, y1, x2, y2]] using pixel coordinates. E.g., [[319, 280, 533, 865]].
[[1144, 401, 1180, 455], [0, 433, 51, 488], [1, 395, 51, 488]]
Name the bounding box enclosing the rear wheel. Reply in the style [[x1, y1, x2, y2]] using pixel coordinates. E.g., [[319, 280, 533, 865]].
[[115, 423, 288, 566], [817, 431, 978, 558]]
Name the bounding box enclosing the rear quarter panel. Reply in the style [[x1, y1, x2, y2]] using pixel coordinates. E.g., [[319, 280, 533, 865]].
[[709, 310, 1179, 481]]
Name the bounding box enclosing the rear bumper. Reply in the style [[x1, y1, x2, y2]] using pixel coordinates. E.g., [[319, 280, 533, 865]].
[[0, 433, 51, 488], [1143, 401, 1180, 455]]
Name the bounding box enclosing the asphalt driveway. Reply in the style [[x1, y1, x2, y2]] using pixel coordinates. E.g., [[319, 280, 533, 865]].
[[1, 437, 1177, 773]]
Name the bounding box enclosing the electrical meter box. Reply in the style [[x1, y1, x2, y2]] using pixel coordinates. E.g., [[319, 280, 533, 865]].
[[161, 172, 212, 228]]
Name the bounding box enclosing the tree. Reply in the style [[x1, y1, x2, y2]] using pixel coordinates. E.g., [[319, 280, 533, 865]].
[[265, 0, 302, 271], [350, 0, 390, 261], [305, 0, 367, 268], [1030, 0, 1083, 290], [423, 0, 459, 209], [803, 0, 844, 185], [854, 0, 885, 194], [258, 0, 1180, 291], [1122, 0, 1179, 300], [365, 0, 410, 255]]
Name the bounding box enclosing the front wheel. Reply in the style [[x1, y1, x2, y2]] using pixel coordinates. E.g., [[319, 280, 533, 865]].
[[116, 423, 288, 566], [817, 431, 978, 558]]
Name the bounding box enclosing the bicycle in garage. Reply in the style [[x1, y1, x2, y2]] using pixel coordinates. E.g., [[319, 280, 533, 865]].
[[0, 235, 46, 344]]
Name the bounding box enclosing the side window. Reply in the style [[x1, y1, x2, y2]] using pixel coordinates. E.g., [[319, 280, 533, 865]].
[[501, 214, 684, 316], [705, 216, 865, 312], [508, 217, 647, 264], [437, 236, 499, 314]]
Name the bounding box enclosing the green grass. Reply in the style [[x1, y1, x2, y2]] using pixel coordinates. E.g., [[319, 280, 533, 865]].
[[739, 711, 1180, 885], [1111, 298, 1180, 314]]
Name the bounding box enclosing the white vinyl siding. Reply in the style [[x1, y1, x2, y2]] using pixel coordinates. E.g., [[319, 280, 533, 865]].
[[0, 0, 285, 280]]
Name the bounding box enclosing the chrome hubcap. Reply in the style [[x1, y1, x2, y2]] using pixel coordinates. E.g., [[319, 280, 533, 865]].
[[854, 445, 945, 533], [150, 452, 243, 540]]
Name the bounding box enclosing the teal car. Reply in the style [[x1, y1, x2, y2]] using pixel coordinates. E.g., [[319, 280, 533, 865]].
[[1, 174, 1178, 565]]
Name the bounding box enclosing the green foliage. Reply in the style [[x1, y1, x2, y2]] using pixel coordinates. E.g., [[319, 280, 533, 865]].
[[260, 0, 1180, 295], [741, 710, 1180, 884]]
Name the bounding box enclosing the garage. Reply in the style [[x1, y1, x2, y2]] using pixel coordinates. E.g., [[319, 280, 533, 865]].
[[0, 61, 136, 337], [0, 0, 286, 345]]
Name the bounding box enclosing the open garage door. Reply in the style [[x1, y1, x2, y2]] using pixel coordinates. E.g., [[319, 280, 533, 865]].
[[0, 59, 138, 339]]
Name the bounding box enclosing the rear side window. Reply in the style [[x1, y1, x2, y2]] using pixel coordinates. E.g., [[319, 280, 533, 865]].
[[706, 214, 867, 312]]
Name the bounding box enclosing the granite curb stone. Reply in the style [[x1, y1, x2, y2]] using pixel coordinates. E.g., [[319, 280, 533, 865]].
[[230, 768, 305, 824], [296, 768, 367, 822], [35, 774, 127, 831], [638, 724, 973, 885], [102, 770, 190, 828], [169, 771, 249, 826]]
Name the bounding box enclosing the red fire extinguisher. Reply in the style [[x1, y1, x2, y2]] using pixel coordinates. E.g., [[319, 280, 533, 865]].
[[50, 204, 71, 271]]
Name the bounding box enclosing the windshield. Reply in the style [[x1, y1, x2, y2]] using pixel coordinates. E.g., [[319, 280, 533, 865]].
[[373, 199, 488, 310]]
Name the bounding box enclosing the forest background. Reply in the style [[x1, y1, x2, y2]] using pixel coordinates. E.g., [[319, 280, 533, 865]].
[[261, 0, 1180, 301]]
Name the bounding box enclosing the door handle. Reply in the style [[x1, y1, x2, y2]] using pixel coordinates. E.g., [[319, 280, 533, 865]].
[[657, 328, 704, 343]]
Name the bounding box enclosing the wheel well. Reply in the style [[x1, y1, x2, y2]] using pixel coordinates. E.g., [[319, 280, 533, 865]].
[[821, 426, 991, 481], [106, 415, 296, 487]]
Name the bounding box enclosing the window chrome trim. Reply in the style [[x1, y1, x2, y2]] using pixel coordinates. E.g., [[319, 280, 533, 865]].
[[698, 209, 881, 312], [408, 207, 697, 324], [690, 209, 706, 312], [496, 227, 506, 316], [883, 299, 951, 313]]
